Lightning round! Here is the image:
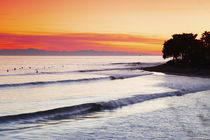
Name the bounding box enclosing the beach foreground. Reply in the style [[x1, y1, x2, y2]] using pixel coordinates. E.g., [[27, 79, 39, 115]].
[[0, 56, 210, 139]]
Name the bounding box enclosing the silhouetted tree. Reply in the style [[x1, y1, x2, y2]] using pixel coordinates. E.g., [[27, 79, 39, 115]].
[[162, 33, 204, 64], [201, 31, 210, 61], [201, 31, 210, 48], [163, 39, 177, 60]]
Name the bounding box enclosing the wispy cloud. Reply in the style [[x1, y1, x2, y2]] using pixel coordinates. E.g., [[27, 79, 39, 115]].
[[0, 33, 164, 54]]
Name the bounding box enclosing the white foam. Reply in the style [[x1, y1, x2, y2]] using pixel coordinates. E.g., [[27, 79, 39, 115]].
[[158, 75, 210, 92]]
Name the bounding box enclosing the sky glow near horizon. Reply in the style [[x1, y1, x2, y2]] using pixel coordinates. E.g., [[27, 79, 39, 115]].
[[0, 0, 209, 54]]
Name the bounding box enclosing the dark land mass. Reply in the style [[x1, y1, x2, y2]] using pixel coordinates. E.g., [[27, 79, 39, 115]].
[[143, 61, 210, 78], [144, 32, 210, 78], [0, 48, 145, 56]]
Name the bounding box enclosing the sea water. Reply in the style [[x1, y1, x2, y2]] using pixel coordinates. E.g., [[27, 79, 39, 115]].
[[0, 56, 210, 139]]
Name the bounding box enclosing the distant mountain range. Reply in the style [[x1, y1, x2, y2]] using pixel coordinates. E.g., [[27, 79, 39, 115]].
[[0, 48, 145, 56]]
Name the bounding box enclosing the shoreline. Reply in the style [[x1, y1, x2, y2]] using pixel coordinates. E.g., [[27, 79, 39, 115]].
[[142, 63, 210, 78]]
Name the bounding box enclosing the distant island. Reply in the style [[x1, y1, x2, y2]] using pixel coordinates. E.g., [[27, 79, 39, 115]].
[[143, 31, 210, 78], [0, 48, 145, 56]]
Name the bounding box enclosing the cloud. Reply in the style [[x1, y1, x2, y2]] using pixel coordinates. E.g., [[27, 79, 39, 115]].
[[0, 32, 164, 54]]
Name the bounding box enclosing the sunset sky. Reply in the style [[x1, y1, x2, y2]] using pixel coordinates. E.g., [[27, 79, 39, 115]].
[[0, 0, 209, 54]]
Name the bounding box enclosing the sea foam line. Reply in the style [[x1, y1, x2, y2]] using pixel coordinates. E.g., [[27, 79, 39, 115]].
[[0, 77, 110, 88], [0, 73, 151, 88], [0, 89, 200, 125]]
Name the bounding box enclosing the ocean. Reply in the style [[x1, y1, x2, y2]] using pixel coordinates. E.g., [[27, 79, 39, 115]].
[[0, 56, 210, 139]]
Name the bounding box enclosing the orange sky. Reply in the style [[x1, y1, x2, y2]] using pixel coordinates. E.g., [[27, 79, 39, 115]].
[[0, 0, 210, 54]]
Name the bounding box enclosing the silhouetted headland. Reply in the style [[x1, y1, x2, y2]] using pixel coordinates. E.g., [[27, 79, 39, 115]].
[[0, 48, 145, 56], [143, 31, 210, 78]]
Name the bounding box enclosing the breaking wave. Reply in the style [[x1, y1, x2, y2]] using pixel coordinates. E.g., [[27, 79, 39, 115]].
[[0, 89, 197, 125], [0, 77, 109, 88], [0, 73, 151, 88]]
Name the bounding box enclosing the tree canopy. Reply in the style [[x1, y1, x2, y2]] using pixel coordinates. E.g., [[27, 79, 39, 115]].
[[162, 31, 210, 65]]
